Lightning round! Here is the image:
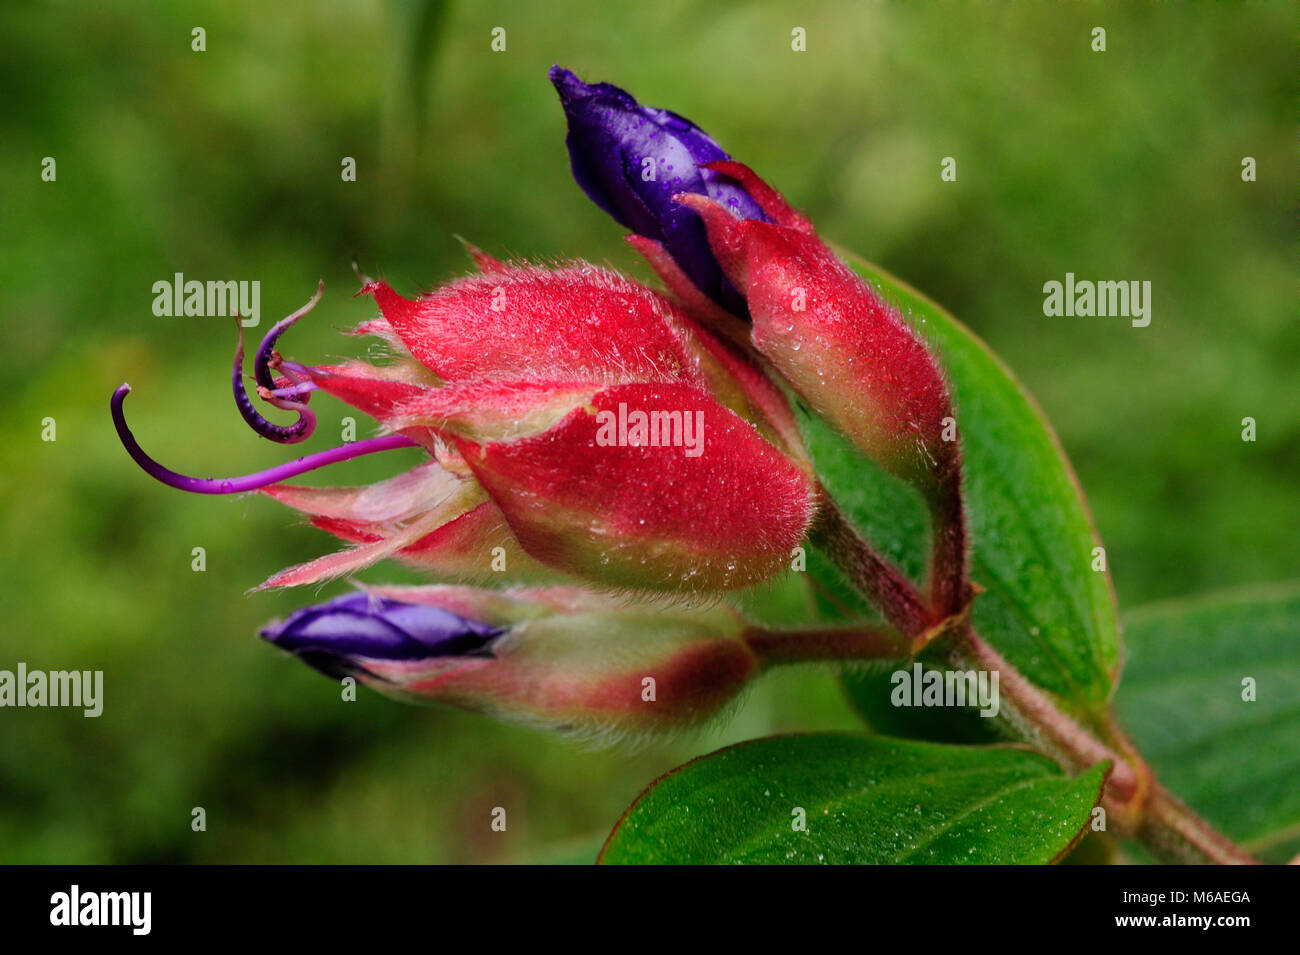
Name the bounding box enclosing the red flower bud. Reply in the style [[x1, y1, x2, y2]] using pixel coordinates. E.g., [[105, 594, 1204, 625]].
[[263, 263, 817, 591], [679, 162, 957, 491]]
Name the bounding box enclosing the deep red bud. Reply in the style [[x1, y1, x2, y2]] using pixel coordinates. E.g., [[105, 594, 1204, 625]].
[[681, 165, 958, 490], [254, 263, 818, 592]]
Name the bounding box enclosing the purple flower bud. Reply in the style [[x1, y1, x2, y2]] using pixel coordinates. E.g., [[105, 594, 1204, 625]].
[[259, 591, 503, 681], [550, 66, 767, 315], [257, 585, 769, 739]]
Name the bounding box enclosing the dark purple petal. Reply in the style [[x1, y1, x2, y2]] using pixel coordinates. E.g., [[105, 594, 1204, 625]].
[[260, 592, 504, 681], [550, 66, 767, 315]]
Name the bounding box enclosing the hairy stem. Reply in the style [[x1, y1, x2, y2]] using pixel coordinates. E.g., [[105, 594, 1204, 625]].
[[944, 625, 1142, 804], [927, 472, 969, 618], [1138, 784, 1259, 865], [745, 625, 909, 667], [809, 492, 934, 639], [817, 486, 1258, 863], [937, 620, 1253, 862]]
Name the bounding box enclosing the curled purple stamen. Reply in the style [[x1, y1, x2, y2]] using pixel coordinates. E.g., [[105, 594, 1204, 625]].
[[261, 381, 317, 400], [257, 387, 317, 415], [256, 281, 324, 391], [112, 384, 419, 495], [276, 359, 316, 382], [233, 326, 317, 443], [233, 282, 325, 443]]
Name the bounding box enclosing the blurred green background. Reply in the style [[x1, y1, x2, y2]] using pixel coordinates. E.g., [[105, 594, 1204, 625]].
[[1, 1, 1293, 863]]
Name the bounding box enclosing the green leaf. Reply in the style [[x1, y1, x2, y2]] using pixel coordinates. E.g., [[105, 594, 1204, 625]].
[[842, 661, 1003, 745], [599, 734, 1107, 864], [1114, 583, 1300, 863], [811, 252, 1120, 719], [729, 565, 815, 628]]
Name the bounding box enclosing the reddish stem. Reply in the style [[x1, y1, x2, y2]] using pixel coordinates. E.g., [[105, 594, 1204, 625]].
[[928, 472, 969, 618], [820, 478, 1258, 864], [1139, 783, 1258, 865], [809, 493, 934, 639], [745, 625, 909, 667], [946, 625, 1141, 802]]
